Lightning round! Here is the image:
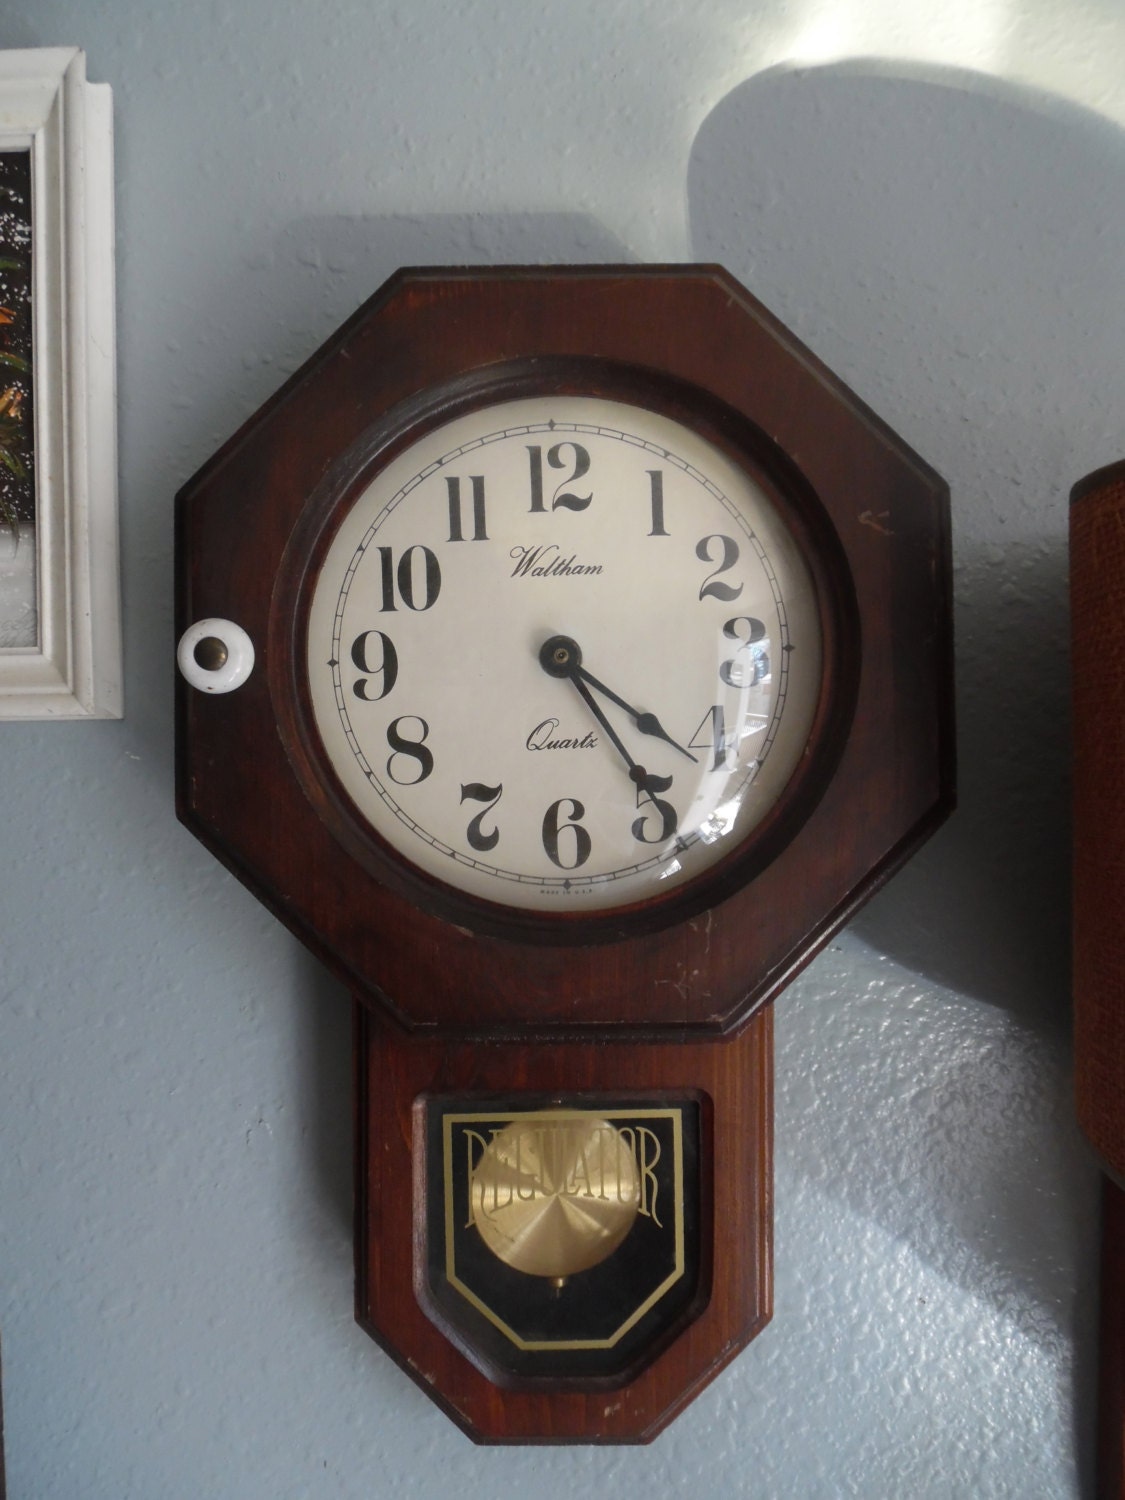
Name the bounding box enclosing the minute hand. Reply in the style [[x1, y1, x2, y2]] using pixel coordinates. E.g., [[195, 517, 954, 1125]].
[[575, 666, 698, 764], [568, 675, 672, 798]]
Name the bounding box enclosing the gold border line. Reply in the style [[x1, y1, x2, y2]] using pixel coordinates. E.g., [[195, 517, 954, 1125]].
[[438, 1107, 687, 1352]]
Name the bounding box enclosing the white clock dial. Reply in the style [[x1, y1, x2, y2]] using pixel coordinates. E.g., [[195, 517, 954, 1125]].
[[306, 394, 822, 913]]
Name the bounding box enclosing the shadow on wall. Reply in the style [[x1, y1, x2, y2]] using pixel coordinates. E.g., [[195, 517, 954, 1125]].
[[688, 65, 1125, 1486], [689, 61, 1125, 1027]]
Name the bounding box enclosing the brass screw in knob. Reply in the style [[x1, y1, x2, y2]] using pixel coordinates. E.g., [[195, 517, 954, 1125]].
[[193, 636, 229, 672]]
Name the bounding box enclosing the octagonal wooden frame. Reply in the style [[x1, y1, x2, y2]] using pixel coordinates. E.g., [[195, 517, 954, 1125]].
[[176, 264, 953, 1040], [176, 264, 952, 1442]]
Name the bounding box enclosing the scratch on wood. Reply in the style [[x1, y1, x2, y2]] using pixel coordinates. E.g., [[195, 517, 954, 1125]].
[[859, 510, 894, 536]]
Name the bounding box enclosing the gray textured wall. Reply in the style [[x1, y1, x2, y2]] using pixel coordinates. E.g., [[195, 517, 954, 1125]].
[[3, 4, 1122, 1496]]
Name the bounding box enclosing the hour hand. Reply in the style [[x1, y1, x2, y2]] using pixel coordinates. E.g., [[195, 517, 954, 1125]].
[[542, 641, 639, 777], [537, 635, 698, 766], [575, 667, 698, 764]]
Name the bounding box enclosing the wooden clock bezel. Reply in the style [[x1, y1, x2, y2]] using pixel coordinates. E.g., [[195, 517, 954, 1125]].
[[176, 264, 954, 1038], [270, 354, 859, 948]]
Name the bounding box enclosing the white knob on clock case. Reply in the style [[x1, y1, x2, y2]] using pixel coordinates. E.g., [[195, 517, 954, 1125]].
[[177, 618, 255, 693]]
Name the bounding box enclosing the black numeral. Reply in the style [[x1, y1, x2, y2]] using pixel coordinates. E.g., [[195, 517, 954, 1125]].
[[689, 706, 736, 771], [528, 442, 592, 512], [647, 470, 669, 536], [720, 615, 768, 686], [542, 798, 591, 869], [377, 545, 441, 612], [696, 534, 743, 602], [446, 476, 488, 542], [460, 782, 502, 852], [386, 716, 433, 785], [350, 630, 398, 701], [632, 773, 677, 844]]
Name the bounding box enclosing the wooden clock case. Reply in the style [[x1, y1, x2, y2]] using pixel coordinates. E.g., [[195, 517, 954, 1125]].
[[176, 265, 954, 1442]]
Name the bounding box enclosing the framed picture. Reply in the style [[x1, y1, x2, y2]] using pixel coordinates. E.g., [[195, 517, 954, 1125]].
[[0, 47, 120, 719]]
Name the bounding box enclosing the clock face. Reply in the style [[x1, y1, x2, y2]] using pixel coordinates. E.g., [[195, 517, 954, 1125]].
[[305, 394, 823, 914]]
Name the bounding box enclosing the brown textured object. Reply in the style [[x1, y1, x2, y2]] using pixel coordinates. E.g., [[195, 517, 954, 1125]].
[[176, 266, 955, 1440], [1071, 460, 1125, 1500], [1071, 459, 1125, 1174], [177, 266, 955, 1037]]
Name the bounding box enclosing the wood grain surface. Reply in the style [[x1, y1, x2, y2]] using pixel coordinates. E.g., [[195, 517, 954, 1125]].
[[176, 265, 954, 1038]]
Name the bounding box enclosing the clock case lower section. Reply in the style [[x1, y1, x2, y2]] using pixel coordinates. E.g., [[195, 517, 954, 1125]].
[[354, 1002, 772, 1444]]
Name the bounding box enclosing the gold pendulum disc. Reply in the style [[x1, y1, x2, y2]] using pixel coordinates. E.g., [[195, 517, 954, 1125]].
[[470, 1114, 641, 1279]]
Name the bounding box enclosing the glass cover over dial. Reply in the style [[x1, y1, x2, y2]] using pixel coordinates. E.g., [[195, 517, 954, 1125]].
[[306, 395, 822, 913]]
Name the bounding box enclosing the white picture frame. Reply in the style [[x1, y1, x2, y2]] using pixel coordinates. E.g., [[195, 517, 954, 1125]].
[[0, 47, 121, 719]]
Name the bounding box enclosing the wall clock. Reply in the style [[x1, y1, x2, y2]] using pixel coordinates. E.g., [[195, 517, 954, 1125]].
[[176, 265, 953, 1442]]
